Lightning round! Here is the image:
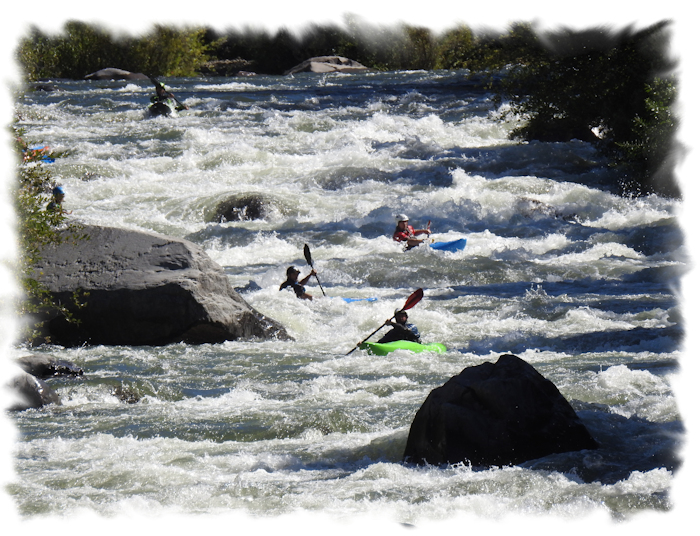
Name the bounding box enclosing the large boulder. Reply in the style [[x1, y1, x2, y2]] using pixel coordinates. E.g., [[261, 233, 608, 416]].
[[284, 56, 369, 75], [30, 224, 290, 346], [403, 354, 598, 466], [84, 68, 149, 81]]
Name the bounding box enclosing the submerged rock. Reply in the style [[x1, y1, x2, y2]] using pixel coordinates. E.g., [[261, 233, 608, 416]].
[[211, 194, 269, 222], [31, 224, 290, 346], [284, 56, 369, 75], [403, 354, 598, 466]]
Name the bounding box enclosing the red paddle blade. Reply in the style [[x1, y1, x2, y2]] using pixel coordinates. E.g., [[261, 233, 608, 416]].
[[402, 288, 423, 311]]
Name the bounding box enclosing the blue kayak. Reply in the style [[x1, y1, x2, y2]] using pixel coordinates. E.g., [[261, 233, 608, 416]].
[[340, 297, 377, 303], [430, 238, 466, 252], [28, 145, 55, 163]]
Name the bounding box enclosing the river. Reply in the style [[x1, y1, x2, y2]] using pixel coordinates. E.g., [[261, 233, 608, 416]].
[[5, 70, 687, 530]]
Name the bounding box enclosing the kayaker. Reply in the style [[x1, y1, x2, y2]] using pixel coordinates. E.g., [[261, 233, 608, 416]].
[[150, 78, 189, 111], [392, 214, 430, 250], [46, 185, 71, 214], [279, 266, 316, 301], [377, 309, 421, 344]]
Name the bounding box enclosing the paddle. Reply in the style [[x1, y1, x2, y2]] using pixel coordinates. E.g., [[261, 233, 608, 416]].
[[303, 243, 326, 296], [345, 288, 424, 355], [149, 77, 188, 110]]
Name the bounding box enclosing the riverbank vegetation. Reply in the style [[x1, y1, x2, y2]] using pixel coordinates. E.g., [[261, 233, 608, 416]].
[[15, 18, 679, 198], [12, 126, 87, 343]]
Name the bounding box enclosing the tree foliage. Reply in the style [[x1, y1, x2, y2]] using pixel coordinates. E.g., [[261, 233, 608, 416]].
[[16, 21, 214, 79], [501, 21, 679, 197]]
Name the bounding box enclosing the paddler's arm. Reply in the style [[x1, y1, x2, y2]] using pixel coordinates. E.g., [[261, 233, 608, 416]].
[[299, 269, 316, 285], [405, 237, 425, 248]]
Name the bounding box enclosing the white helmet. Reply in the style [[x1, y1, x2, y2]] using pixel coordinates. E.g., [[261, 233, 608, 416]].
[[396, 214, 409, 223]]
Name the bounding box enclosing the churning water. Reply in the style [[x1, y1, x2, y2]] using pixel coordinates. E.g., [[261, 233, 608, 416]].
[[5, 70, 688, 529]]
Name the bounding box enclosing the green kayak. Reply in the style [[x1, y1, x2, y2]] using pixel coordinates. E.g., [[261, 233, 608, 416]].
[[359, 340, 447, 356]]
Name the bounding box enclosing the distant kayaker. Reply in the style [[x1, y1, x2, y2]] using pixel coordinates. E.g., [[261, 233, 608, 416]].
[[279, 266, 316, 301], [46, 185, 71, 214], [150, 78, 188, 111], [392, 214, 430, 250], [377, 309, 421, 344]]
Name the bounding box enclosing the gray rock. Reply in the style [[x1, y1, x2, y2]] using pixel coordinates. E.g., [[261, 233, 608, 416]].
[[84, 68, 149, 80], [31, 224, 290, 346], [403, 354, 598, 466], [284, 56, 369, 75], [16, 354, 83, 379], [8, 372, 62, 411]]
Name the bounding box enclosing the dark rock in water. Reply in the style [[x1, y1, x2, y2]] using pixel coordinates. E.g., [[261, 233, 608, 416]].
[[403, 354, 598, 466], [111, 384, 141, 404], [284, 56, 369, 75], [84, 68, 149, 81], [16, 355, 84, 379], [235, 280, 263, 293], [30, 224, 290, 346], [212, 194, 269, 222], [31, 83, 59, 92], [8, 372, 62, 410]]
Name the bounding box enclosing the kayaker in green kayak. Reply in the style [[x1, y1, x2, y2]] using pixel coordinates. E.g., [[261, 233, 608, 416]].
[[279, 266, 317, 301], [377, 308, 421, 344]]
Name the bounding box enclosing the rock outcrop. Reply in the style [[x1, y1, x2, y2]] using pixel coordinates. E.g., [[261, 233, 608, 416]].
[[403, 354, 598, 466], [284, 56, 369, 75], [30, 224, 290, 346], [84, 68, 149, 81]]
